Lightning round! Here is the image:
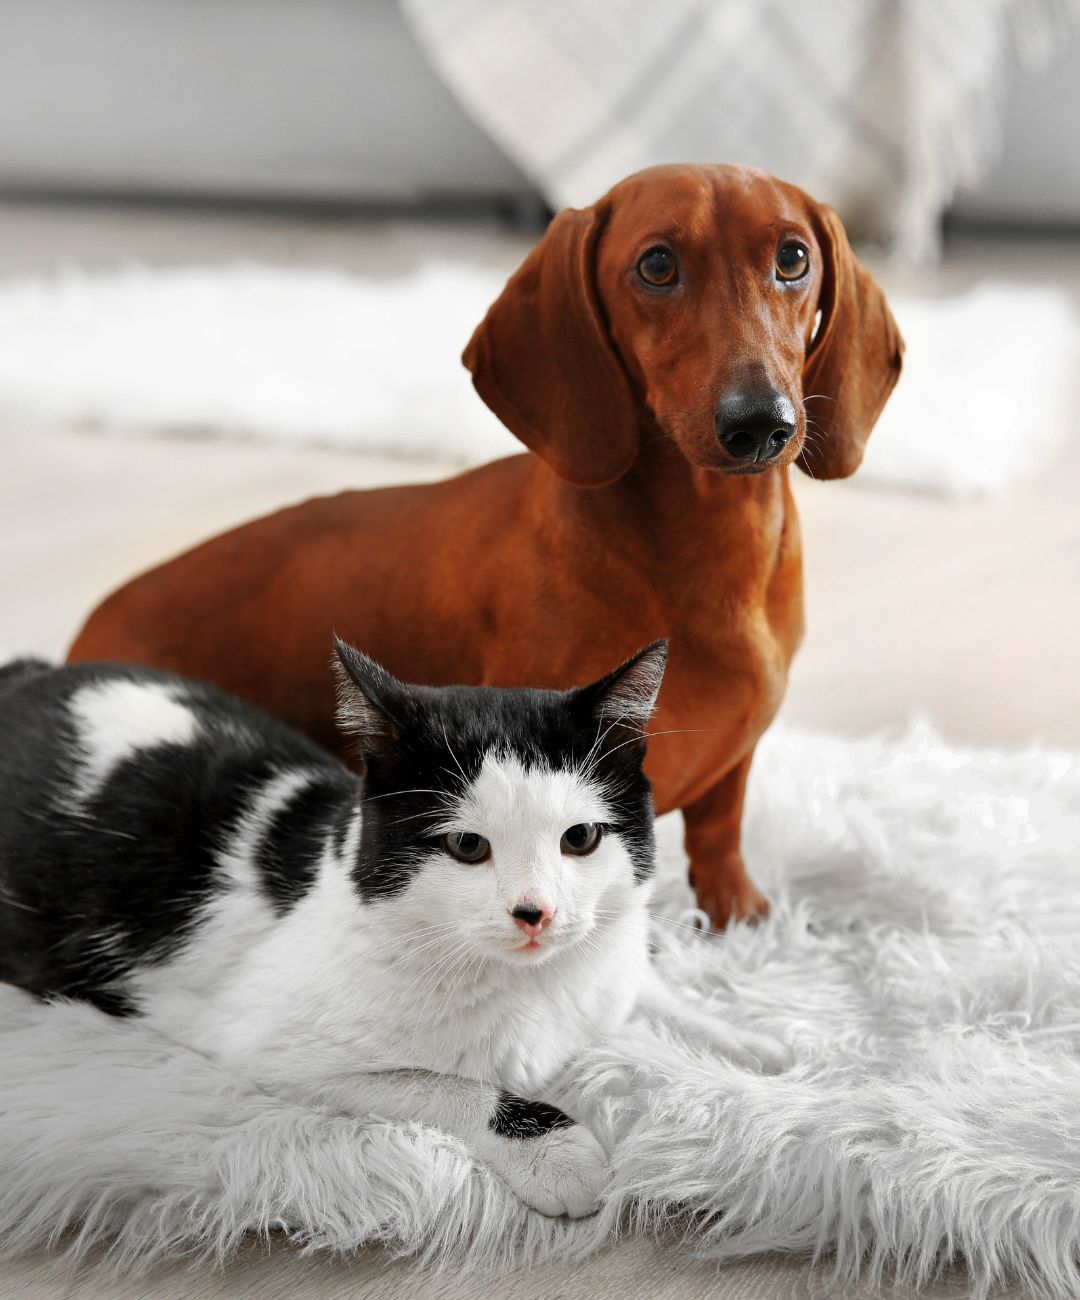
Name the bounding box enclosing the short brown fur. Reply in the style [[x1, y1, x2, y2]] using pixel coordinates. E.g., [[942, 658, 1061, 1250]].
[[69, 164, 902, 926]]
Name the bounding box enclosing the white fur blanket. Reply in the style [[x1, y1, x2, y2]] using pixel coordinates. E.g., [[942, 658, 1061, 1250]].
[[3, 722, 1080, 1297], [0, 264, 1075, 499]]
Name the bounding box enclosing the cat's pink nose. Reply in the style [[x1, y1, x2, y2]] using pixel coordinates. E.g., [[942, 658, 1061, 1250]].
[[510, 904, 554, 937]]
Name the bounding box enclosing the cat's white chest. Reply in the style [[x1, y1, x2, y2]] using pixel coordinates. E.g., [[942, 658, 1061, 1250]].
[[385, 916, 650, 1093]]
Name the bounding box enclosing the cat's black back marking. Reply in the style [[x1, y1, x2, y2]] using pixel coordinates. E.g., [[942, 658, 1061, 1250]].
[[0, 656, 52, 694], [0, 662, 355, 1015], [256, 779, 353, 915]]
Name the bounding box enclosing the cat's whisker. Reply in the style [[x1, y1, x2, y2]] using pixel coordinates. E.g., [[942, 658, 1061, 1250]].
[[576, 709, 638, 780], [369, 921, 464, 971], [436, 946, 485, 1023], [402, 949, 471, 1057], [594, 904, 707, 935], [407, 938, 478, 1030], [360, 788, 449, 803], [440, 724, 470, 786], [409, 939, 486, 1060], [362, 923, 465, 966], [578, 715, 617, 774], [436, 766, 475, 795], [644, 909, 709, 929], [401, 931, 469, 977], [383, 809, 453, 829], [601, 726, 725, 762]]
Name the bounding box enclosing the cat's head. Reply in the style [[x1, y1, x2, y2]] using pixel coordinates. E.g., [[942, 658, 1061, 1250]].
[[333, 638, 667, 966]]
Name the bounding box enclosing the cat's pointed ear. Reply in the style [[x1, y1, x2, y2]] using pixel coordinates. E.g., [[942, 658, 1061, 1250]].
[[574, 640, 668, 737], [332, 638, 406, 753]]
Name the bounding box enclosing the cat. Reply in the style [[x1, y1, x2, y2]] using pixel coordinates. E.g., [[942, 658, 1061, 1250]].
[[0, 641, 782, 1219]]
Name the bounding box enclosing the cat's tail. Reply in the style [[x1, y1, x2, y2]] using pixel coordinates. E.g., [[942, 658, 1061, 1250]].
[[0, 657, 54, 695]]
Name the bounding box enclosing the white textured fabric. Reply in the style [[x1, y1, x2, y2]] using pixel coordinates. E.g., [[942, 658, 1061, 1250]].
[[3, 723, 1080, 1296], [0, 263, 1075, 498], [0, 263, 512, 463], [859, 283, 1078, 496], [400, 0, 1080, 261]]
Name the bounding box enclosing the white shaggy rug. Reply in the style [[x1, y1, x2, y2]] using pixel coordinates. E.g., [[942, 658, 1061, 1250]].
[[0, 264, 1074, 498], [3, 722, 1080, 1297]]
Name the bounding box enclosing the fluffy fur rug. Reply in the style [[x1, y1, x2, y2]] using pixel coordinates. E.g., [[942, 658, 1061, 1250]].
[[0, 264, 1074, 498], [3, 722, 1079, 1297]]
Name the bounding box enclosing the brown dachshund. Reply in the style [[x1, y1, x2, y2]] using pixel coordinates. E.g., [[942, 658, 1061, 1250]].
[[68, 164, 902, 927]]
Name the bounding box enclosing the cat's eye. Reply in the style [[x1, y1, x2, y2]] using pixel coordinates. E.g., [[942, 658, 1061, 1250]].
[[560, 823, 602, 856], [442, 831, 491, 864], [636, 246, 678, 287], [776, 240, 810, 282]]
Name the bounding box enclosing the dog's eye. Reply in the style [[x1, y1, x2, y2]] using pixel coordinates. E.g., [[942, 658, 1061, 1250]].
[[560, 823, 602, 855], [776, 241, 810, 282], [442, 831, 491, 864], [637, 247, 678, 287]]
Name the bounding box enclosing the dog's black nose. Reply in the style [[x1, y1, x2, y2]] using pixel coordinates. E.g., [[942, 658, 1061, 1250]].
[[715, 391, 797, 463]]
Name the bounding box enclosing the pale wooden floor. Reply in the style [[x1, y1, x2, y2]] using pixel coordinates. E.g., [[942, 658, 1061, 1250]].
[[2, 1235, 1034, 1300], [1, 201, 1078, 1297]]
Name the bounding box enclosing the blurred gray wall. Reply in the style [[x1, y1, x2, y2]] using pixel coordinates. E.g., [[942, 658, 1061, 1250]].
[[952, 45, 1080, 226], [0, 0, 532, 203], [1, 0, 1078, 227]]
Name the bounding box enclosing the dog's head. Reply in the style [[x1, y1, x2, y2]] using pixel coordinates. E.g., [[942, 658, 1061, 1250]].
[[464, 163, 903, 487]]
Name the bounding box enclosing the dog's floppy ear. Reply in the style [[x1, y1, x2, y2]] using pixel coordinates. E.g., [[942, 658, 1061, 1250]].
[[463, 204, 638, 488], [798, 204, 904, 480]]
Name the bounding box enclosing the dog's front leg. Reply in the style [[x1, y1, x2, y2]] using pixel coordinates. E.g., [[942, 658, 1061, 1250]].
[[683, 754, 770, 927]]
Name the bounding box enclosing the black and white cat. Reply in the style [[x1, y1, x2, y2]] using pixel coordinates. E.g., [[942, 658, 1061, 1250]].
[[0, 642, 780, 1218]]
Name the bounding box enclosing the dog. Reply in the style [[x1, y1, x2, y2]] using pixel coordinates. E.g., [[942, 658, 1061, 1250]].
[[68, 163, 902, 927]]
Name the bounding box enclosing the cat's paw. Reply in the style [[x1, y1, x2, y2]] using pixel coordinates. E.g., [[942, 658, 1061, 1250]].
[[485, 1119, 608, 1218]]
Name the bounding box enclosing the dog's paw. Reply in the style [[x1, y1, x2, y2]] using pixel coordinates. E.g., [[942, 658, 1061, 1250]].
[[689, 858, 770, 929], [701, 879, 771, 928], [484, 1115, 608, 1218]]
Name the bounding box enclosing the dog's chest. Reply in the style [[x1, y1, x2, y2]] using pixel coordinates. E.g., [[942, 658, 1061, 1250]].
[[646, 504, 803, 809], [646, 626, 785, 808]]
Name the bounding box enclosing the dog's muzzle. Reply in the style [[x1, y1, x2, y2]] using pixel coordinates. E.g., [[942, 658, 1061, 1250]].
[[715, 390, 797, 463]]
